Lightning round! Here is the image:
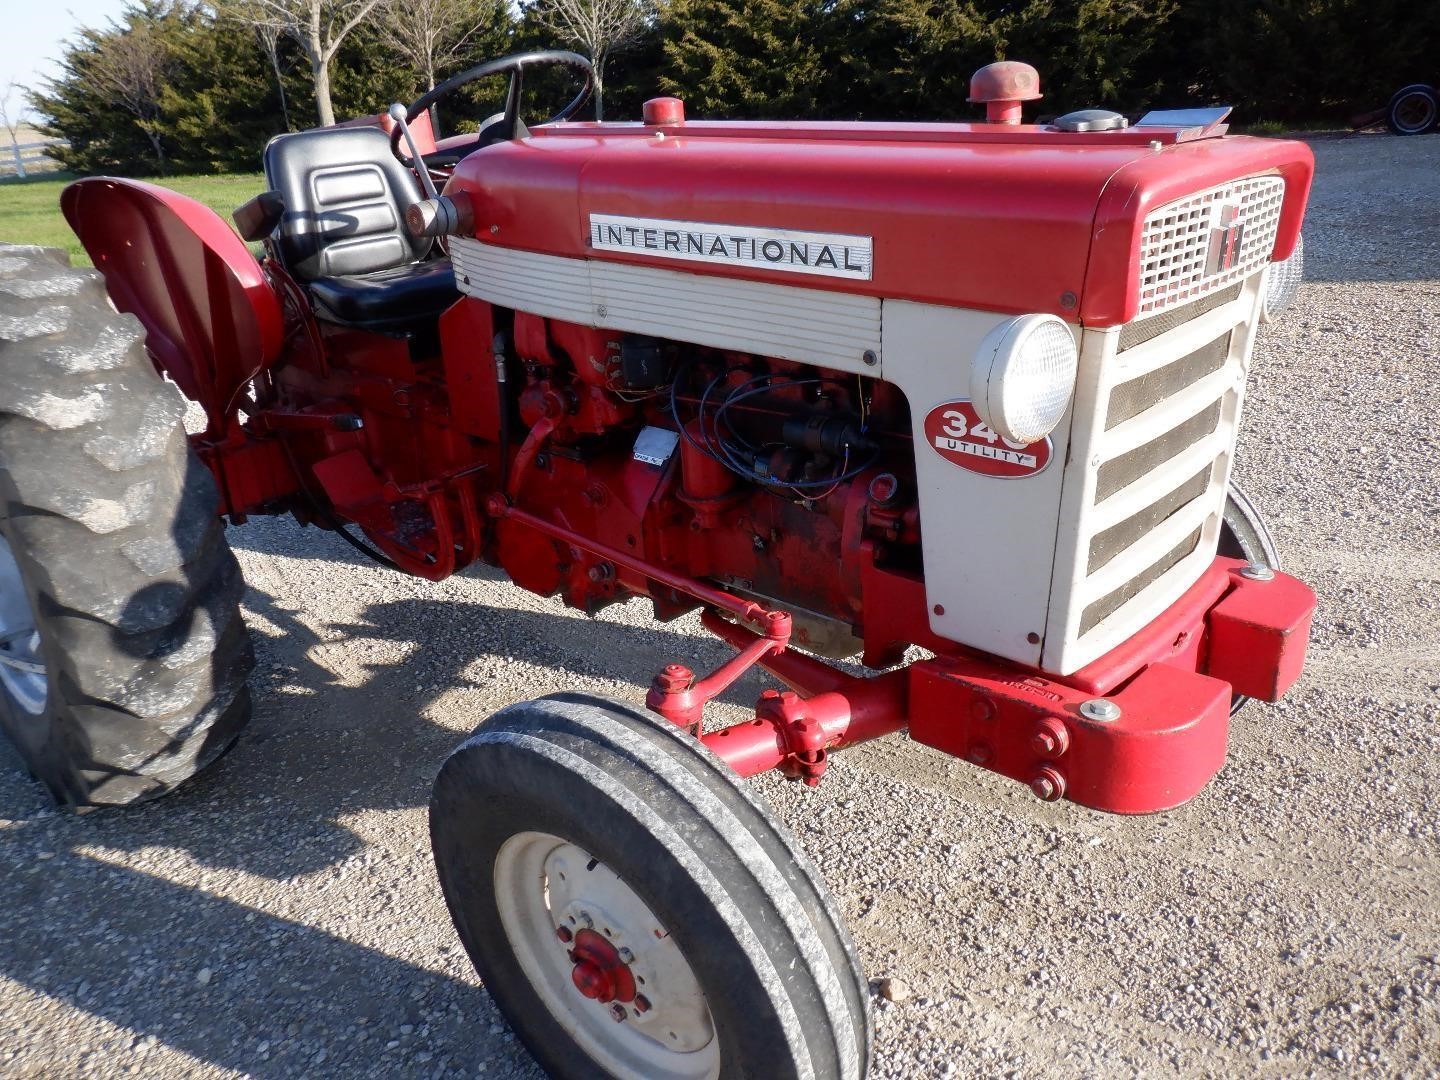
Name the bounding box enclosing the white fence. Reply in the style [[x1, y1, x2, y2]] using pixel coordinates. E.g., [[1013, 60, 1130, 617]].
[[2, 139, 69, 178]]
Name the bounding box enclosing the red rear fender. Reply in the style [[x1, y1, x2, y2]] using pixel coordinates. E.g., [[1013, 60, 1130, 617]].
[[61, 177, 284, 433]]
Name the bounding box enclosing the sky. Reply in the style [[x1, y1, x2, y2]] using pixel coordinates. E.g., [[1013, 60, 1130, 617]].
[[3, 0, 130, 109]]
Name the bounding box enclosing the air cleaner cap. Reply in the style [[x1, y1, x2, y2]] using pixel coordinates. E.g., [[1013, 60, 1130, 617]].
[[968, 61, 1041, 125]]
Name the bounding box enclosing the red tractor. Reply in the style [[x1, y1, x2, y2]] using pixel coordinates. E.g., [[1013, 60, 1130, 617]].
[[0, 52, 1315, 1078]]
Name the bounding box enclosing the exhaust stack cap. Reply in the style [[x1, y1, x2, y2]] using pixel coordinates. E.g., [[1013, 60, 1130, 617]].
[[969, 61, 1041, 125], [643, 97, 686, 126]]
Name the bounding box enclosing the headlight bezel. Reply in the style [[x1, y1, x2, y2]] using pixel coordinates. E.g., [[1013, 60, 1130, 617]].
[[969, 313, 1080, 446]]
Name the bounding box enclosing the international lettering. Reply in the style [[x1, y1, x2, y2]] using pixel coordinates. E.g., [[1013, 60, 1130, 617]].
[[588, 214, 873, 281]]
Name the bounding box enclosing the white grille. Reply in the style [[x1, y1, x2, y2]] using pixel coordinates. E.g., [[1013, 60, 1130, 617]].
[[1042, 272, 1267, 674], [1136, 176, 1285, 314]]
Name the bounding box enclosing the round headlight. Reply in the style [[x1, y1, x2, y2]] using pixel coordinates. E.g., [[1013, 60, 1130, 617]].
[[969, 314, 1079, 445], [1260, 232, 1304, 324]]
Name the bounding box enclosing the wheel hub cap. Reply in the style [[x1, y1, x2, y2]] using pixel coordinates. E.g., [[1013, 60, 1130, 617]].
[[0, 535, 47, 716], [568, 928, 636, 1004], [493, 831, 720, 1079]]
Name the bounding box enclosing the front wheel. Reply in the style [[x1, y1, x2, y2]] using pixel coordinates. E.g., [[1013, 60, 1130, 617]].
[[1218, 481, 1281, 716], [430, 693, 870, 1080]]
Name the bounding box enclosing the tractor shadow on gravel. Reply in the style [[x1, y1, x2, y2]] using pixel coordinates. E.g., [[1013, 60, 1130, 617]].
[[0, 808, 533, 1076], [0, 519, 779, 1077]]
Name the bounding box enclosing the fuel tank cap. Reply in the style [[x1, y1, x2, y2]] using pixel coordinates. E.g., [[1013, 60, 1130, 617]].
[[1052, 109, 1129, 132]]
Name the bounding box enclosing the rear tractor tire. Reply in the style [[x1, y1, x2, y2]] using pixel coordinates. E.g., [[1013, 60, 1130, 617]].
[[0, 244, 254, 807], [431, 693, 872, 1080]]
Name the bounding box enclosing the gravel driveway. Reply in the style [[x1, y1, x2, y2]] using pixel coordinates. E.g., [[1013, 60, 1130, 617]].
[[2, 134, 1438, 1079]]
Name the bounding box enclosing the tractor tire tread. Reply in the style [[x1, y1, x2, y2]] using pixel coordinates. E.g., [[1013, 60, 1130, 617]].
[[432, 693, 870, 1080], [0, 243, 254, 807]]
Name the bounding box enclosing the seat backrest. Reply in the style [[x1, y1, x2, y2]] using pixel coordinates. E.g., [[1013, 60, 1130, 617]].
[[263, 126, 428, 281]]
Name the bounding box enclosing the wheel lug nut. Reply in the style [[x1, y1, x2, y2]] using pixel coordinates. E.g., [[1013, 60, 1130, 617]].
[[634, 994, 651, 1014], [618, 947, 635, 964], [555, 925, 573, 943], [610, 1004, 627, 1022]]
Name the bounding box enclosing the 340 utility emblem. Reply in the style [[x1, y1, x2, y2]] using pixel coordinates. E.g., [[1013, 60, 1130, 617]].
[[924, 401, 1052, 478]]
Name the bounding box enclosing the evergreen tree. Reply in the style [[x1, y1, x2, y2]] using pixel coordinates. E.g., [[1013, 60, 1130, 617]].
[[659, 0, 831, 119], [159, 4, 297, 171], [997, 0, 1178, 114], [32, 3, 174, 174], [828, 0, 1001, 119], [34, 1, 307, 175], [1177, 0, 1439, 122]]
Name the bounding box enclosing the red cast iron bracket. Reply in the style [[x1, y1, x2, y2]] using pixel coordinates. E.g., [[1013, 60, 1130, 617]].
[[487, 502, 1315, 812], [645, 610, 792, 734]]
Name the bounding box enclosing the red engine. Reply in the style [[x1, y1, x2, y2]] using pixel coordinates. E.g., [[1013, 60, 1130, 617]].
[[495, 310, 917, 658]]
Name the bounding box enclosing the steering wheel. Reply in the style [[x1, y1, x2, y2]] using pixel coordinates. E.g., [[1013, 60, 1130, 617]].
[[390, 50, 594, 168]]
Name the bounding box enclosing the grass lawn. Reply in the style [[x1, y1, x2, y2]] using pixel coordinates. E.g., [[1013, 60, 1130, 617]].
[[0, 172, 264, 266]]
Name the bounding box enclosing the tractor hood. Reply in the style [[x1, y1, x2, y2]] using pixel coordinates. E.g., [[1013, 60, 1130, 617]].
[[445, 119, 1312, 326]]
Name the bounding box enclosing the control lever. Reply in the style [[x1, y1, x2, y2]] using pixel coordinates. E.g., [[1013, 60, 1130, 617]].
[[388, 103, 439, 201]]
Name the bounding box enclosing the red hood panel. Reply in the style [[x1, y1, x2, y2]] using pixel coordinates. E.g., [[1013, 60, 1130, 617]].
[[446, 123, 1312, 325]]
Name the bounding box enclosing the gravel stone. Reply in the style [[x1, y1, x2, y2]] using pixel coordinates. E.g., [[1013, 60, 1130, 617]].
[[1, 134, 1437, 1078], [876, 977, 912, 1003]]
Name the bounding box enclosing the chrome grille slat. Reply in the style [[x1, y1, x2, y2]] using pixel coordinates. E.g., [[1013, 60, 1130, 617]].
[[1086, 427, 1231, 532], [1118, 283, 1243, 351], [1081, 493, 1218, 599], [1106, 331, 1232, 430], [1087, 465, 1212, 574], [1095, 401, 1221, 503], [1080, 528, 1203, 635]]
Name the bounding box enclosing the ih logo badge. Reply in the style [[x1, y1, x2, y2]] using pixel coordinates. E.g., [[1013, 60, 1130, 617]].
[[1206, 203, 1245, 275], [923, 401, 1051, 479]]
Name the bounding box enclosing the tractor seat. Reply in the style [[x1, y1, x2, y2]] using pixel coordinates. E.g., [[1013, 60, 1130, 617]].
[[305, 260, 457, 326], [261, 126, 457, 329]]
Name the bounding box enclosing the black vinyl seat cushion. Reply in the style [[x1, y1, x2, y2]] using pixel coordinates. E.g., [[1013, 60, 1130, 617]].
[[262, 125, 458, 328], [307, 260, 458, 327]]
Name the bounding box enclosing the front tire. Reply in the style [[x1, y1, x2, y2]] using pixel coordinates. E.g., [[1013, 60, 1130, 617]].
[[1218, 480, 1280, 571], [0, 244, 254, 806], [431, 693, 871, 1080], [1219, 481, 1281, 716]]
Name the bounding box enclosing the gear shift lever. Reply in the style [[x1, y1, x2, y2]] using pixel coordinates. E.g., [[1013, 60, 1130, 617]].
[[389, 103, 439, 201]]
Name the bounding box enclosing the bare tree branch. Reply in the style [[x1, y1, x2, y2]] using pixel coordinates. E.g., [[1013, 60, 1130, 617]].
[[379, 0, 505, 132], [529, 0, 653, 119], [219, 0, 387, 126], [254, 23, 293, 131], [85, 22, 173, 171]]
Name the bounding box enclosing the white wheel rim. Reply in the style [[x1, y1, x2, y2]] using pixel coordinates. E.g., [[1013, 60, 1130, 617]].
[[493, 830, 720, 1080], [0, 534, 47, 716]]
